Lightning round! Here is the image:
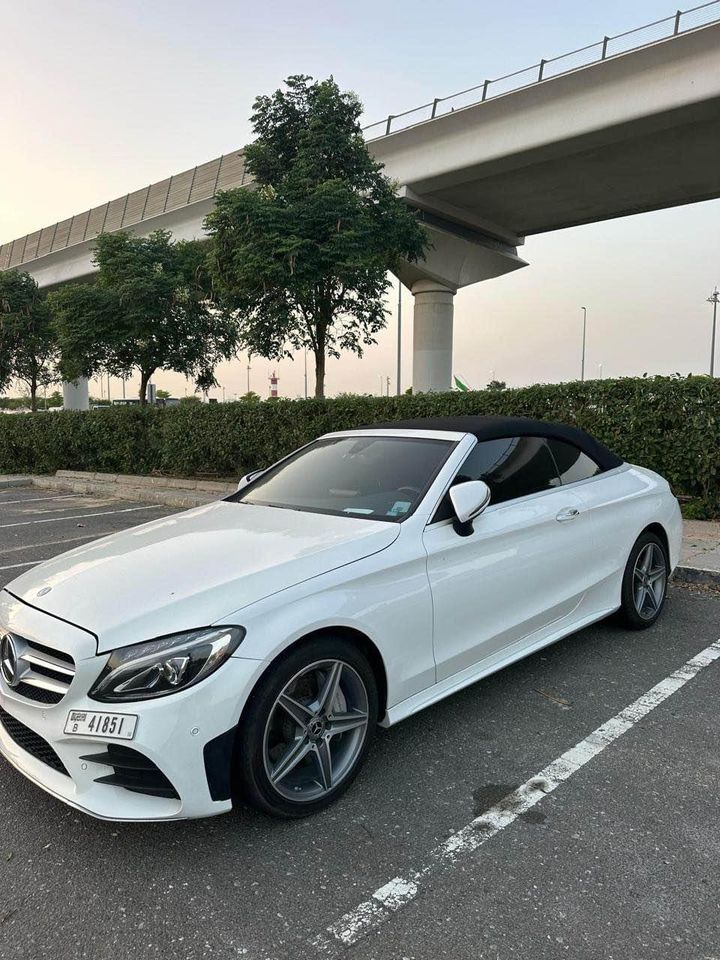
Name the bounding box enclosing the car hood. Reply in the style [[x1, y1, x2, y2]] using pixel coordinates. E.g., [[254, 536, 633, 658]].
[[6, 501, 400, 653]]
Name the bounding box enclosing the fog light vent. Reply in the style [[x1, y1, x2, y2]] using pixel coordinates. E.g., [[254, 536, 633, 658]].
[[80, 744, 179, 799]]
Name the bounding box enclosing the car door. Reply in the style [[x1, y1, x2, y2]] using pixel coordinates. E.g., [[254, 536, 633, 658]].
[[422, 436, 597, 682]]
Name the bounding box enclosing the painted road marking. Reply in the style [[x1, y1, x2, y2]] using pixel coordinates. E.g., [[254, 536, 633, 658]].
[[308, 639, 720, 954], [0, 494, 80, 505], [0, 505, 158, 528], [0, 532, 111, 557], [0, 530, 126, 571]]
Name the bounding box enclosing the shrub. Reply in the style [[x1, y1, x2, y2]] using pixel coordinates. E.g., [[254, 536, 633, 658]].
[[0, 376, 717, 509]]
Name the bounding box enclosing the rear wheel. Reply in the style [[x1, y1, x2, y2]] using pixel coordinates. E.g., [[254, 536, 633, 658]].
[[618, 531, 669, 629], [235, 636, 378, 817]]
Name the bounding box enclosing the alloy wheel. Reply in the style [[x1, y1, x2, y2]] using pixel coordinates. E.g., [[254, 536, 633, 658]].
[[632, 542, 667, 620], [263, 659, 369, 802]]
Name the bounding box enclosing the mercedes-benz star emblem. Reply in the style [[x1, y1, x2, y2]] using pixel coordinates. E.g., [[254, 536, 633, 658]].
[[0, 633, 20, 688]]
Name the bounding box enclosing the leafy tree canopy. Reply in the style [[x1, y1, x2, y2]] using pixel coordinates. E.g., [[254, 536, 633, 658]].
[[50, 230, 240, 403], [0, 270, 58, 412], [206, 75, 427, 398]]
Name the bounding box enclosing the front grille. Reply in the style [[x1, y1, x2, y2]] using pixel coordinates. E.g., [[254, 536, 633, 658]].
[[1, 633, 75, 705], [81, 745, 179, 800], [0, 706, 69, 776]]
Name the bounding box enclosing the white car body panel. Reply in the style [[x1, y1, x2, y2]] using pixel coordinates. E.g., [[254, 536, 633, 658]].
[[0, 423, 682, 821], [424, 485, 593, 681], [6, 501, 400, 652]]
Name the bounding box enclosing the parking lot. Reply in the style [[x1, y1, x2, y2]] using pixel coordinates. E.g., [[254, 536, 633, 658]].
[[0, 485, 719, 960]]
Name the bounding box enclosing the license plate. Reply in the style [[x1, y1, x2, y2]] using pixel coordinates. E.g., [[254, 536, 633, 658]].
[[64, 710, 138, 741]]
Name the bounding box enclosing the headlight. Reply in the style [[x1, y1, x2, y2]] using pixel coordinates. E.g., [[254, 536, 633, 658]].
[[88, 626, 245, 703]]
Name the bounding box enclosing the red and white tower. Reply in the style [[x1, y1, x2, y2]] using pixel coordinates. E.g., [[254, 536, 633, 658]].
[[269, 371, 279, 398]]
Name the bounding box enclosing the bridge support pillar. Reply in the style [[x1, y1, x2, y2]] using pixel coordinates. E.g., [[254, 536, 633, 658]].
[[62, 378, 90, 411], [411, 279, 456, 393]]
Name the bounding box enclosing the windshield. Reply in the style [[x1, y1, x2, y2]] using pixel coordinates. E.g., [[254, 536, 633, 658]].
[[232, 435, 455, 521]]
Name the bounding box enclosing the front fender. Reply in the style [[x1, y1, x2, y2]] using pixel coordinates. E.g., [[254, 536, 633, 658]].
[[224, 532, 435, 712]]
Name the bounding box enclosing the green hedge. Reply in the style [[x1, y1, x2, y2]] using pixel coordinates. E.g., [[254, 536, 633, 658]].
[[1, 376, 718, 508]]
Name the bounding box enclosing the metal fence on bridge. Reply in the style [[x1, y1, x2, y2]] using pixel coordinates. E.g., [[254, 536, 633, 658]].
[[1, 0, 718, 273], [363, 0, 720, 138]]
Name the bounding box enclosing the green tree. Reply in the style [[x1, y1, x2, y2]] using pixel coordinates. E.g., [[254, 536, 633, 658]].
[[0, 270, 58, 412], [50, 230, 240, 404], [486, 379, 507, 392], [206, 75, 427, 398], [0, 394, 32, 410]]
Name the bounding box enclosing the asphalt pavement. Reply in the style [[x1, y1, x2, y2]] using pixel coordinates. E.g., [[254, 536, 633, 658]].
[[0, 487, 719, 960]]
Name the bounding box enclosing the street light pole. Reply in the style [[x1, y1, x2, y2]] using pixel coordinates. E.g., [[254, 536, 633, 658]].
[[707, 287, 719, 378], [396, 282, 402, 395], [580, 306, 587, 382]]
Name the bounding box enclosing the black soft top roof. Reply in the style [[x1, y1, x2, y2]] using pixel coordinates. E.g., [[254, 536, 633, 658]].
[[364, 415, 624, 471]]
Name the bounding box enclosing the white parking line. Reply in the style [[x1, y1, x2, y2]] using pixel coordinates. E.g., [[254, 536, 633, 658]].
[[0, 494, 79, 505], [0, 505, 158, 528], [308, 639, 720, 954], [0, 532, 107, 557], [0, 560, 42, 572]]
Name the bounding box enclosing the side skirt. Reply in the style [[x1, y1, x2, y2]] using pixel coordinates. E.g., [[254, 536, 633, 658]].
[[380, 604, 619, 728]]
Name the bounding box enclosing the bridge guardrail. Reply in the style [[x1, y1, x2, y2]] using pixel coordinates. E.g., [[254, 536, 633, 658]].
[[2, 0, 719, 273], [363, 0, 720, 138]]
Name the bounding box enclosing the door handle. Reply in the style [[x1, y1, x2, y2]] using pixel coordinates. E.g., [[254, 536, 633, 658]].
[[556, 507, 580, 522]]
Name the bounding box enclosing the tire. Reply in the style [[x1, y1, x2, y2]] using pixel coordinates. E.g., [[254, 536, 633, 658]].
[[234, 635, 378, 818], [617, 530, 669, 630]]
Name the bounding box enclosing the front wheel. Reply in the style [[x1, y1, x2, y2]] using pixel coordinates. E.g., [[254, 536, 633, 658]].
[[618, 531, 669, 629], [235, 636, 378, 818]]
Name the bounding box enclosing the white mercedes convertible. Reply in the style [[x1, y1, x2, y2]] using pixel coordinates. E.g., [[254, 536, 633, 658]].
[[0, 416, 681, 820]]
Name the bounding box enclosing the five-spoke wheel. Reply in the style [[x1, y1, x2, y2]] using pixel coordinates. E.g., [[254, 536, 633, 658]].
[[263, 659, 370, 802], [235, 636, 378, 817], [619, 530, 669, 629]]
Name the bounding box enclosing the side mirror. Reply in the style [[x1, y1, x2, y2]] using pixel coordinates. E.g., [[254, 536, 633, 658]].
[[449, 480, 491, 536], [236, 469, 264, 492]]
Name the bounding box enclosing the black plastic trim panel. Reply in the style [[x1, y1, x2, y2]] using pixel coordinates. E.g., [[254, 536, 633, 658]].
[[203, 726, 237, 802], [0, 706, 69, 775], [81, 744, 179, 800]]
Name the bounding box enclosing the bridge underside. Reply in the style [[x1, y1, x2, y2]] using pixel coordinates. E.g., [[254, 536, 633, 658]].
[[415, 102, 720, 236], [3, 21, 720, 399]]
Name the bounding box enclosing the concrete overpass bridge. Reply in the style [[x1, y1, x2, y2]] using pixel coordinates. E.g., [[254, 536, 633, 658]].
[[2, 2, 720, 402]]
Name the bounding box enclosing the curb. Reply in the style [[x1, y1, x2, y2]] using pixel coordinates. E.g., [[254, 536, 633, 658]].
[[0, 476, 32, 490], [25, 469, 238, 510], [31, 476, 235, 510], [55, 470, 234, 495], [673, 565, 720, 586]]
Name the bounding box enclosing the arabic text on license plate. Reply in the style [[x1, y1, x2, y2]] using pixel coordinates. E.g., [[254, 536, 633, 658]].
[[64, 711, 138, 740]]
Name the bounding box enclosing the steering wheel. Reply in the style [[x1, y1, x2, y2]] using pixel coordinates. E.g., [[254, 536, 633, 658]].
[[396, 485, 421, 498]]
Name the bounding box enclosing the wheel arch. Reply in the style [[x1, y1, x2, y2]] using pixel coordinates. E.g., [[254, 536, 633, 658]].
[[642, 521, 670, 562], [240, 625, 389, 726]]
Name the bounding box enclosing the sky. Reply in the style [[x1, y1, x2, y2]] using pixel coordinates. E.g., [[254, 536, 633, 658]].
[[1, 0, 718, 400]]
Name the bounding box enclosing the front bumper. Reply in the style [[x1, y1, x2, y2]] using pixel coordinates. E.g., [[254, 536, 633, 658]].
[[0, 592, 264, 821]]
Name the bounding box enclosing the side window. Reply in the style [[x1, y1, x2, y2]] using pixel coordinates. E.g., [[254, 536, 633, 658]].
[[547, 439, 602, 485], [432, 436, 560, 521]]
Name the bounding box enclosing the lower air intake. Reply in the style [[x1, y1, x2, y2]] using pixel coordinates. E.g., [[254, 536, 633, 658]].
[[81, 744, 179, 800], [0, 706, 69, 776]]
